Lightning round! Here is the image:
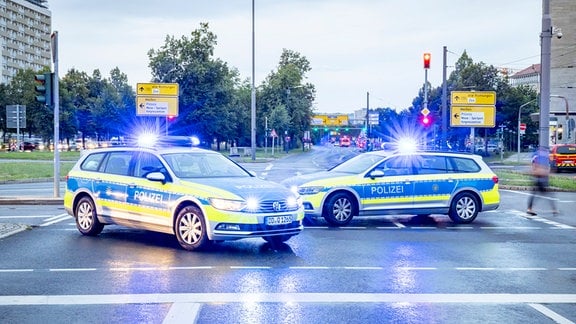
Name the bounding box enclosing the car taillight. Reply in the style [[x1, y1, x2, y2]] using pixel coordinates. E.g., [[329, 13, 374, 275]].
[[492, 175, 499, 184]]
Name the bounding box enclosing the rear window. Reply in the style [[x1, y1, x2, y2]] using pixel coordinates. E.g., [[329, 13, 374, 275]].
[[556, 145, 576, 154], [448, 157, 481, 173], [81, 152, 105, 171]]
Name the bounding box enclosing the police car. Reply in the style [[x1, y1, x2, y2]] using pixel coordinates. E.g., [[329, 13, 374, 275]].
[[64, 136, 304, 251], [281, 150, 500, 226]]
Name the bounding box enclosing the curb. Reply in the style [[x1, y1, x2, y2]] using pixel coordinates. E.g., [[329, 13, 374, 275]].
[[0, 198, 63, 205]]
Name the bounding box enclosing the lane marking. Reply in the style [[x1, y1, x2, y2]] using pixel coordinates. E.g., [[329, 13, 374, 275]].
[[49, 268, 98, 272], [1, 293, 576, 306], [529, 303, 575, 324], [1, 266, 573, 273], [40, 214, 69, 227], [163, 302, 201, 324]]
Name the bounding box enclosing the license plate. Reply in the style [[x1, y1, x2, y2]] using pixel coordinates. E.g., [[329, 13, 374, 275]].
[[266, 215, 292, 225]]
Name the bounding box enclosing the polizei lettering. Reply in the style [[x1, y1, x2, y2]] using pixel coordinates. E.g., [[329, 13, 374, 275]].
[[134, 191, 163, 203], [371, 185, 404, 195]]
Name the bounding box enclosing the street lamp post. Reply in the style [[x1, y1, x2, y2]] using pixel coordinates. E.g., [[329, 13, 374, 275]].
[[551, 95, 570, 141], [518, 99, 537, 163]]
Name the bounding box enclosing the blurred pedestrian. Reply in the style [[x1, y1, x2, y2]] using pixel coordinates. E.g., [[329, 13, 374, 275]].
[[527, 146, 558, 215]]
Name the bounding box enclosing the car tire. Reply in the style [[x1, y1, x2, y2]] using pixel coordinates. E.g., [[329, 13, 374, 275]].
[[174, 205, 210, 251], [75, 197, 104, 236], [323, 192, 355, 226], [448, 192, 479, 224]]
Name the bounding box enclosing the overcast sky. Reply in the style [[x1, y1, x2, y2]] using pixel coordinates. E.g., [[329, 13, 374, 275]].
[[48, 0, 541, 114]]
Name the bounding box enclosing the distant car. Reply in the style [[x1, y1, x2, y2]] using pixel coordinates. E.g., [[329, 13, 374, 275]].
[[282, 150, 500, 226], [21, 142, 36, 151], [339, 137, 351, 147], [475, 144, 500, 155], [549, 143, 576, 172], [64, 136, 304, 251]]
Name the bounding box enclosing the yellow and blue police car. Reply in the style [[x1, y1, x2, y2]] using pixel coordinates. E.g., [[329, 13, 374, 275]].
[[281, 150, 500, 226], [64, 136, 304, 251]]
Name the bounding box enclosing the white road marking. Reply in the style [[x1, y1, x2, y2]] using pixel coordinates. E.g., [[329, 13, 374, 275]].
[[1, 266, 573, 273], [1, 293, 576, 306], [529, 303, 575, 324], [163, 302, 201, 324], [40, 214, 69, 227], [49, 268, 97, 272]]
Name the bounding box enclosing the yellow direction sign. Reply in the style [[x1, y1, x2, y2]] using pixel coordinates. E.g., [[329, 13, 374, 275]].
[[450, 105, 496, 128], [137, 83, 179, 96], [137, 96, 179, 116], [420, 107, 430, 116], [451, 91, 496, 105]]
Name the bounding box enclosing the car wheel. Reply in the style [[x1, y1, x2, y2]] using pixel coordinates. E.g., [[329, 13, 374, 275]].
[[174, 205, 210, 251], [449, 192, 479, 224], [75, 197, 104, 236], [323, 192, 355, 226]]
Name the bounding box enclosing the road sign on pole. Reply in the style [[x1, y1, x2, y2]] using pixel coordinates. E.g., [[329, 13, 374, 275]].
[[450, 91, 497, 128], [136, 83, 179, 117]]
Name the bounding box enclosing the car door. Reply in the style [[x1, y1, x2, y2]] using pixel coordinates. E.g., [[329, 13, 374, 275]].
[[124, 151, 173, 230], [360, 155, 415, 214], [93, 151, 133, 218], [411, 155, 457, 209]]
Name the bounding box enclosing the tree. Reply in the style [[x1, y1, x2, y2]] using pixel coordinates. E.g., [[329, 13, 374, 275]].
[[258, 49, 316, 148], [7, 68, 53, 141], [147, 22, 242, 150]]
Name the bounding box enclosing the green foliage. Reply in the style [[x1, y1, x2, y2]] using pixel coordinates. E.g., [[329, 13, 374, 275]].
[[408, 50, 539, 150]]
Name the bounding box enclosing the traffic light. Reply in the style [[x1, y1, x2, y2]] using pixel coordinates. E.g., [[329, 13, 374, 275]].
[[423, 53, 431, 69], [421, 115, 432, 126], [34, 72, 53, 105], [167, 115, 176, 121]]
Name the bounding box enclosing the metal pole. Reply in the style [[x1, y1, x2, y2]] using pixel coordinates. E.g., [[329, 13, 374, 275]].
[[365, 92, 369, 138], [441, 46, 448, 149], [52, 31, 60, 198], [517, 99, 536, 163], [16, 105, 20, 151], [550, 95, 570, 141], [250, 0, 257, 161], [539, 0, 552, 149], [424, 69, 428, 149]]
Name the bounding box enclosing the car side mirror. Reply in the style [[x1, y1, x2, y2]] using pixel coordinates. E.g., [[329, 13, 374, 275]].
[[146, 171, 166, 184], [369, 169, 385, 178]]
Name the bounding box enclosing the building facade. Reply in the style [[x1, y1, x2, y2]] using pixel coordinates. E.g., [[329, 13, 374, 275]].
[[550, 0, 576, 117], [0, 0, 51, 84]]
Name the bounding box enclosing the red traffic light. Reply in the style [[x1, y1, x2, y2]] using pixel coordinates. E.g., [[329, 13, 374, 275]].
[[421, 115, 432, 126], [423, 52, 431, 69]]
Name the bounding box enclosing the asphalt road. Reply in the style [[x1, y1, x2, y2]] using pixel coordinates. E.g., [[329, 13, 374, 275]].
[[0, 146, 575, 323]]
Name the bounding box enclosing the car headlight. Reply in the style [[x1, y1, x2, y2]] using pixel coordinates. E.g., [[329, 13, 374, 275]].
[[298, 186, 324, 195], [286, 196, 302, 208], [209, 198, 246, 211]]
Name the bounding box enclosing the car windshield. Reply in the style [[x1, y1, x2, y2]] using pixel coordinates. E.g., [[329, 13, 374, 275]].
[[556, 145, 576, 154], [330, 153, 386, 174], [161, 152, 251, 178]]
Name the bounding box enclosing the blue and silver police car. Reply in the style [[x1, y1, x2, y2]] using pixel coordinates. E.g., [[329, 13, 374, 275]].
[[282, 150, 500, 226], [64, 137, 304, 251]]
